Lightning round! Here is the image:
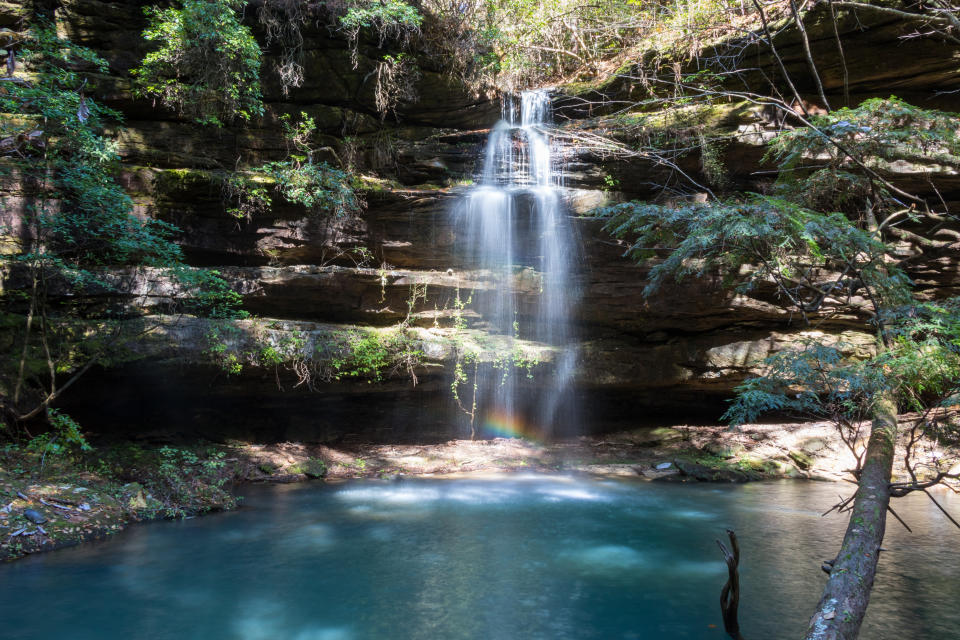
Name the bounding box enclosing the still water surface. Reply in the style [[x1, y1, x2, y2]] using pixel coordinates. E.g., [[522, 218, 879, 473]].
[[0, 476, 957, 639]]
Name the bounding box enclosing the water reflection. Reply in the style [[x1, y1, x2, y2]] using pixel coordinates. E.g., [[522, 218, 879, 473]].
[[0, 477, 956, 639]]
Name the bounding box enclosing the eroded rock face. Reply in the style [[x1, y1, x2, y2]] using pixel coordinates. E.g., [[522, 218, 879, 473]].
[[3, 0, 959, 440], [553, 6, 960, 120], [52, 314, 874, 441]]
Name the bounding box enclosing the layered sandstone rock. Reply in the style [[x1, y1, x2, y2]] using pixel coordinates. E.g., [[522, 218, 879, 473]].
[[2, 0, 958, 440]]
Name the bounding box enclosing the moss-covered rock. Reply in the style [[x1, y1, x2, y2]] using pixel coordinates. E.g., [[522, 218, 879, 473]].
[[788, 450, 815, 470], [301, 458, 328, 479], [674, 456, 757, 482]]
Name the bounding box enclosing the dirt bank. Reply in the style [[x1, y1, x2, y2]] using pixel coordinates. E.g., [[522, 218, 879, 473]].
[[2, 419, 954, 561]]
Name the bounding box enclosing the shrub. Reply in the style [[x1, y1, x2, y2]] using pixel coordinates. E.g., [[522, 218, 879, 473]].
[[133, 0, 264, 126]]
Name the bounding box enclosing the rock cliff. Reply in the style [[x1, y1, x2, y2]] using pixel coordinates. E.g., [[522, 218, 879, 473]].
[[2, 0, 958, 441]]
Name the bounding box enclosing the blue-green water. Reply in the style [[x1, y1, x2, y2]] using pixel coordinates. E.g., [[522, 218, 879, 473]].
[[1, 476, 957, 639]]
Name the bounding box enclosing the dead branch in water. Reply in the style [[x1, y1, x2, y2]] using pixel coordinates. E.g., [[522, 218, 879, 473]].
[[717, 529, 746, 640]]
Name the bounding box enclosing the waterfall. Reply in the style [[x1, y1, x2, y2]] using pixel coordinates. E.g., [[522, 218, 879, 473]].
[[453, 89, 579, 439]]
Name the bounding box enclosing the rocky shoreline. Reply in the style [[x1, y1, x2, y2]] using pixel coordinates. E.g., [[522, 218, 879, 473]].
[[1, 419, 953, 562]]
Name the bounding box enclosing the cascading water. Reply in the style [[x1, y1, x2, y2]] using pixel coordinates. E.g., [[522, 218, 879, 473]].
[[454, 89, 579, 439]]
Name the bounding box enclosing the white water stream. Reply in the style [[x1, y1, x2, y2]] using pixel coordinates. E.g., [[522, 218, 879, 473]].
[[455, 90, 579, 437]]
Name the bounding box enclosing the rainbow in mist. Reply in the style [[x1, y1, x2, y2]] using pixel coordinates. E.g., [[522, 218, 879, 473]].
[[482, 408, 544, 441]]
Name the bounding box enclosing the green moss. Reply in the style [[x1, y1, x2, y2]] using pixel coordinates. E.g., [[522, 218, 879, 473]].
[[737, 456, 781, 475], [302, 458, 327, 478], [613, 100, 756, 131], [679, 449, 785, 479], [788, 450, 815, 470], [153, 167, 216, 193], [289, 458, 327, 478], [0, 442, 240, 560]]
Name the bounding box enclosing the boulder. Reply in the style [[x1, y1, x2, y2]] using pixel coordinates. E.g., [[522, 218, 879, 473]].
[[22, 509, 46, 525], [674, 458, 756, 483]]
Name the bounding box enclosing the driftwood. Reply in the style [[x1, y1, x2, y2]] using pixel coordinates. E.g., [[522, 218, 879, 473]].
[[717, 529, 745, 640], [39, 498, 73, 511]]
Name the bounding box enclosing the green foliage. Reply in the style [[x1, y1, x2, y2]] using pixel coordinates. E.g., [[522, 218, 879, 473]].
[[597, 195, 910, 308], [420, 0, 742, 90], [252, 329, 306, 373], [451, 287, 472, 331], [451, 348, 480, 429], [25, 409, 91, 458], [261, 159, 360, 217], [598, 96, 960, 445], [340, 0, 423, 50], [723, 340, 883, 427], [446, 290, 544, 433], [1, 25, 244, 307], [726, 301, 960, 446], [202, 320, 423, 386], [338, 0, 424, 116], [772, 97, 960, 166], [223, 113, 361, 219], [1, 24, 182, 272], [145, 446, 236, 516], [699, 133, 729, 190], [421, 0, 618, 88], [176, 267, 249, 319], [133, 0, 263, 126], [337, 0, 423, 114], [327, 328, 422, 382], [289, 457, 327, 478], [221, 173, 271, 221], [204, 321, 245, 374], [341, 0, 422, 31], [768, 97, 960, 213], [0, 25, 247, 430], [880, 300, 960, 418]]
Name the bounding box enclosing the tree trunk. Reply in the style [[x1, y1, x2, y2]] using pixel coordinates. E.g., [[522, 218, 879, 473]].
[[804, 393, 897, 640]]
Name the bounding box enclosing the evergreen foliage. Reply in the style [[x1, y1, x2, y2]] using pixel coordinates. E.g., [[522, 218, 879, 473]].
[[599, 196, 910, 312], [767, 97, 960, 213], [261, 159, 360, 217], [596, 94, 960, 451], [263, 113, 360, 216], [725, 298, 960, 451]]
